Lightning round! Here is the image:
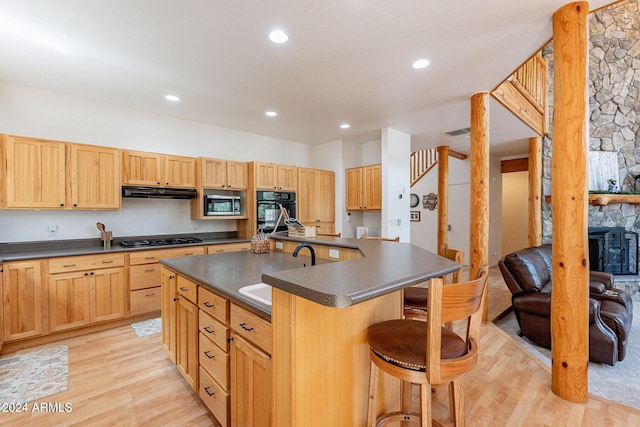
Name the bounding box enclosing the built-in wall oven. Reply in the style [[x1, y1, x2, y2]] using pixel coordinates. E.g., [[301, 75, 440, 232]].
[[256, 191, 296, 233]]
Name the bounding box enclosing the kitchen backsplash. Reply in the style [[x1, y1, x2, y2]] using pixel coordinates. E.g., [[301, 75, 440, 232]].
[[0, 198, 236, 243]]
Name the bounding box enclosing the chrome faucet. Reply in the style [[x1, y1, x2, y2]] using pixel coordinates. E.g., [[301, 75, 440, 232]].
[[292, 242, 316, 266]]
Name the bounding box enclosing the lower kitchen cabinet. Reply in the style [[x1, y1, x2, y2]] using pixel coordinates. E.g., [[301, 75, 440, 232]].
[[176, 294, 199, 390], [230, 303, 272, 427], [161, 267, 272, 427], [2, 260, 45, 341], [49, 266, 126, 332]]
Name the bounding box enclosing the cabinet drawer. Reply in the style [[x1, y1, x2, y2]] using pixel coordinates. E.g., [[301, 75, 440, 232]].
[[130, 287, 161, 316], [206, 242, 251, 254], [199, 310, 229, 351], [198, 286, 228, 323], [230, 303, 272, 354], [129, 246, 205, 265], [176, 275, 197, 303], [129, 264, 161, 290], [199, 333, 229, 389], [199, 366, 229, 427], [49, 253, 125, 273]]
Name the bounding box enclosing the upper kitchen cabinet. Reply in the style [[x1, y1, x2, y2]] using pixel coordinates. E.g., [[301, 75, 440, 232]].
[[70, 144, 121, 209], [123, 150, 196, 188], [1, 135, 121, 210], [345, 164, 381, 211], [197, 157, 247, 190], [254, 162, 297, 191], [297, 168, 335, 233]]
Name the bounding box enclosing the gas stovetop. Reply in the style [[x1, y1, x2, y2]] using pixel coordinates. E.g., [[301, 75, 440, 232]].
[[119, 237, 203, 248]]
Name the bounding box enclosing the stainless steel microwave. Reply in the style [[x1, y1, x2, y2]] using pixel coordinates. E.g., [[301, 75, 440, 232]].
[[205, 194, 241, 216]]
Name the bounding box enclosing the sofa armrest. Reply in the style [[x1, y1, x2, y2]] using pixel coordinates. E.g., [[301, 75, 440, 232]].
[[513, 292, 551, 316], [590, 271, 613, 289]]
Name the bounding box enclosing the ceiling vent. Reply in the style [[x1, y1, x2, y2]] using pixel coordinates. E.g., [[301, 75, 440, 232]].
[[443, 127, 471, 137]]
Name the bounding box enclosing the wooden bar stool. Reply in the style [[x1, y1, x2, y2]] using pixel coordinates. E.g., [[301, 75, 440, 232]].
[[366, 265, 489, 426], [404, 244, 464, 320]]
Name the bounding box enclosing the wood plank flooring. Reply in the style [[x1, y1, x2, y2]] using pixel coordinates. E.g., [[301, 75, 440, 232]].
[[2, 268, 639, 426]]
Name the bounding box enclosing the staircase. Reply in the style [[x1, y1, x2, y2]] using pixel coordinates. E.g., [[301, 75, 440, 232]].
[[410, 148, 438, 187]]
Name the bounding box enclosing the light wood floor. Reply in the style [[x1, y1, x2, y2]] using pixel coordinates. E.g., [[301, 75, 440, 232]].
[[2, 269, 639, 426]]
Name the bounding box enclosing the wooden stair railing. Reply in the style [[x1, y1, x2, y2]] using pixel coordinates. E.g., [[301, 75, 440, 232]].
[[410, 148, 438, 187], [491, 51, 548, 136]]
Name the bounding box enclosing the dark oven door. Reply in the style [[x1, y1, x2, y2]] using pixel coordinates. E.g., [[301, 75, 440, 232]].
[[256, 191, 296, 233]]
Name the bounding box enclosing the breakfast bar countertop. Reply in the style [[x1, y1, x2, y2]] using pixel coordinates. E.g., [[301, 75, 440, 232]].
[[160, 234, 460, 314]]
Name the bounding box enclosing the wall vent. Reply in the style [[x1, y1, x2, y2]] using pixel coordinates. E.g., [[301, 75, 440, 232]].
[[443, 127, 471, 137]]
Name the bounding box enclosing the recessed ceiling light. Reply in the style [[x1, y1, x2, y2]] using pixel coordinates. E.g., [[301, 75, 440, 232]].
[[412, 58, 430, 69], [165, 95, 180, 102], [340, 123, 351, 129], [269, 30, 288, 44], [265, 111, 278, 117]]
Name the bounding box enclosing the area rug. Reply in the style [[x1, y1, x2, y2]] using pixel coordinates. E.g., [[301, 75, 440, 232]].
[[131, 317, 162, 337], [0, 345, 69, 404], [494, 305, 640, 410]]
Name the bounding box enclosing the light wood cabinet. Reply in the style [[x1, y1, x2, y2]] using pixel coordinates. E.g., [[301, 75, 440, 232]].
[[230, 303, 272, 427], [130, 246, 204, 316], [2, 260, 45, 341], [345, 164, 382, 211], [70, 143, 121, 209], [206, 242, 251, 254], [198, 157, 247, 190], [2, 135, 120, 210], [177, 294, 199, 390], [123, 150, 195, 188], [48, 255, 126, 332], [297, 167, 335, 233], [254, 162, 297, 191], [161, 268, 178, 363]]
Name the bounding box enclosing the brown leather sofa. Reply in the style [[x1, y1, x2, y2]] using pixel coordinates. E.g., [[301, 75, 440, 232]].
[[498, 244, 633, 365]]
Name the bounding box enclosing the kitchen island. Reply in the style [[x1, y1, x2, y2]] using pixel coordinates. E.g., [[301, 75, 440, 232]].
[[160, 235, 459, 426]]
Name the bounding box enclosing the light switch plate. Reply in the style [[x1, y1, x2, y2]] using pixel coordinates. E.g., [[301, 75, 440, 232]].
[[275, 241, 283, 249], [329, 249, 340, 259]]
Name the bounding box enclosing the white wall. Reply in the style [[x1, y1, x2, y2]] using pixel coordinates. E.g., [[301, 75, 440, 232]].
[[381, 128, 410, 242], [409, 157, 471, 263], [0, 82, 313, 242], [501, 170, 528, 256]]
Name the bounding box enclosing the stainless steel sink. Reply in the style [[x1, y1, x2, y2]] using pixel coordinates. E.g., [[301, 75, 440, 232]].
[[238, 283, 272, 306]]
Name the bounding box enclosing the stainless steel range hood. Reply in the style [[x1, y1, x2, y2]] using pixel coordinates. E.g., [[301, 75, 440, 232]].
[[122, 186, 197, 199]]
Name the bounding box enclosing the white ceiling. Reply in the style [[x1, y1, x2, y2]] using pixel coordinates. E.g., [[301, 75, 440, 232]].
[[0, 0, 612, 157]]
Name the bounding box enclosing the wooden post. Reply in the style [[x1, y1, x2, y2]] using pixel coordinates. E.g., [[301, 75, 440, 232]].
[[437, 145, 449, 254], [469, 92, 490, 321], [528, 136, 543, 247], [551, 1, 589, 403]]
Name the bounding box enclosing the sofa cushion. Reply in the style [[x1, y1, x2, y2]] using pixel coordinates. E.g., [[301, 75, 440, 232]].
[[503, 246, 552, 293]]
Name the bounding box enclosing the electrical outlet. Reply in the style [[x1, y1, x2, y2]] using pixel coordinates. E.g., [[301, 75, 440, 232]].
[[276, 241, 283, 249], [47, 225, 58, 237], [329, 248, 340, 259]]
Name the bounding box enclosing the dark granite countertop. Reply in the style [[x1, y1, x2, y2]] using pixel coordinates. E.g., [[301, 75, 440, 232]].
[[0, 232, 250, 262], [160, 234, 460, 315]]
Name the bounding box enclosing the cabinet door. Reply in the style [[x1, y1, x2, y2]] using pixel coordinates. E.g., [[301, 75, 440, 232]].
[[201, 157, 227, 189], [3, 261, 44, 341], [70, 144, 121, 209], [49, 271, 91, 332], [177, 295, 199, 390], [4, 136, 66, 209], [123, 150, 163, 186], [315, 170, 335, 222], [165, 155, 196, 188], [226, 161, 248, 190], [161, 268, 178, 363], [297, 167, 317, 224], [277, 165, 297, 191], [345, 167, 363, 210], [230, 333, 272, 427], [255, 162, 277, 190], [363, 164, 382, 210], [92, 267, 126, 323]]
